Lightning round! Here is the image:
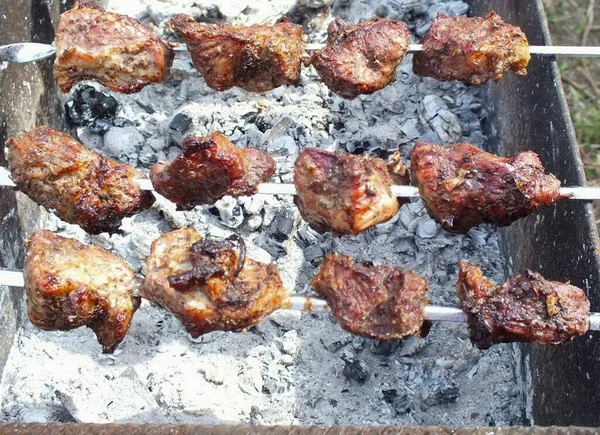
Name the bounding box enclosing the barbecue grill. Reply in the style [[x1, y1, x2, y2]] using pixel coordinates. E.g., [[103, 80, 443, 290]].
[[0, 0, 599, 431]]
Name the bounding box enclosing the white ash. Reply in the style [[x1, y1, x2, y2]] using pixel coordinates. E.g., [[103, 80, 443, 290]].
[[1, 0, 526, 427]]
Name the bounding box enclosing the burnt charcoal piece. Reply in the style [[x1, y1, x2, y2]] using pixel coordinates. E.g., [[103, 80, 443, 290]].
[[6, 126, 155, 234], [54, 0, 174, 93], [410, 142, 563, 233], [342, 354, 370, 384], [294, 148, 402, 235], [169, 14, 305, 92], [456, 261, 590, 349], [413, 12, 530, 85], [150, 132, 276, 211], [65, 85, 119, 128], [308, 18, 410, 99], [311, 253, 431, 339], [140, 228, 288, 337], [24, 230, 140, 353]]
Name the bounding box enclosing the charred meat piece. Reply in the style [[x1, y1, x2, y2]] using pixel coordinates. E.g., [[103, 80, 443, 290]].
[[308, 18, 410, 99], [150, 132, 275, 211], [141, 228, 287, 337], [54, 0, 174, 93], [169, 14, 304, 92], [410, 142, 563, 233], [6, 126, 155, 234], [294, 148, 401, 235], [387, 151, 410, 187], [24, 230, 140, 353], [456, 261, 590, 349], [311, 253, 430, 340], [413, 12, 530, 85]]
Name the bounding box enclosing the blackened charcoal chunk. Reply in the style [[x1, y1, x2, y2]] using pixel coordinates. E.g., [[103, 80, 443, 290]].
[[303, 244, 324, 264], [270, 209, 295, 242], [89, 117, 112, 134], [394, 394, 412, 415], [113, 117, 134, 128], [341, 354, 370, 384], [168, 113, 193, 146], [65, 85, 118, 127], [422, 378, 459, 406], [382, 389, 398, 404], [370, 339, 401, 356]]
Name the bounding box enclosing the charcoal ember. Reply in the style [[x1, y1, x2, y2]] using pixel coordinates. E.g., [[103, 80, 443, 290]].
[[257, 207, 297, 257], [89, 117, 112, 134], [215, 197, 244, 229], [351, 337, 367, 351], [113, 117, 134, 128], [422, 378, 460, 407], [397, 336, 428, 357], [298, 0, 335, 8], [65, 85, 119, 128], [416, 218, 439, 239], [382, 389, 397, 404], [418, 95, 462, 144], [341, 353, 370, 384], [394, 393, 413, 415], [321, 336, 353, 353], [77, 126, 104, 151], [271, 209, 295, 241], [168, 112, 193, 146], [104, 126, 144, 160], [370, 340, 401, 356]]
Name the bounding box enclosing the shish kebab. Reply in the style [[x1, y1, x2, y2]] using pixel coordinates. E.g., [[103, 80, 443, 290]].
[[0, 229, 596, 354], [2, 126, 600, 236], [4, 0, 600, 99]]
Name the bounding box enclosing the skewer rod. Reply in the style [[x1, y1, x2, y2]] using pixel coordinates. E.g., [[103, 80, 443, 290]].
[[5, 43, 600, 65], [182, 42, 599, 57], [560, 187, 600, 201], [0, 167, 598, 200], [1, 269, 597, 330]]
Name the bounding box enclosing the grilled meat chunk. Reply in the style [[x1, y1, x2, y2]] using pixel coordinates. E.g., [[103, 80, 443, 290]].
[[311, 254, 430, 339], [150, 132, 275, 211], [294, 148, 401, 235], [456, 261, 590, 349], [24, 230, 140, 353], [410, 142, 563, 233], [169, 14, 304, 92], [54, 0, 174, 93], [141, 228, 287, 337], [6, 126, 155, 234], [308, 18, 410, 99], [413, 12, 530, 85]]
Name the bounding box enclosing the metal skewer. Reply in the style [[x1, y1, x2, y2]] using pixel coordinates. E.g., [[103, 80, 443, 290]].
[[1, 268, 597, 330], [1, 167, 600, 200], [2, 42, 600, 64]]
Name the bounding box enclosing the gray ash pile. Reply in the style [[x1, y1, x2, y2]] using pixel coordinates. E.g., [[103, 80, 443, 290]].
[[0, 0, 526, 426]]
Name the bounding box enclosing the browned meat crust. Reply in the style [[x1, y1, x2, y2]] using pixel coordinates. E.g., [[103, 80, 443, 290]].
[[6, 126, 155, 234], [169, 14, 305, 92], [413, 12, 530, 85], [150, 132, 275, 211], [294, 148, 401, 235], [456, 261, 590, 349], [311, 253, 431, 339], [24, 230, 140, 353], [410, 142, 563, 233], [308, 18, 409, 99], [140, 228, 287, 337], [54, 0, 174, 93]]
